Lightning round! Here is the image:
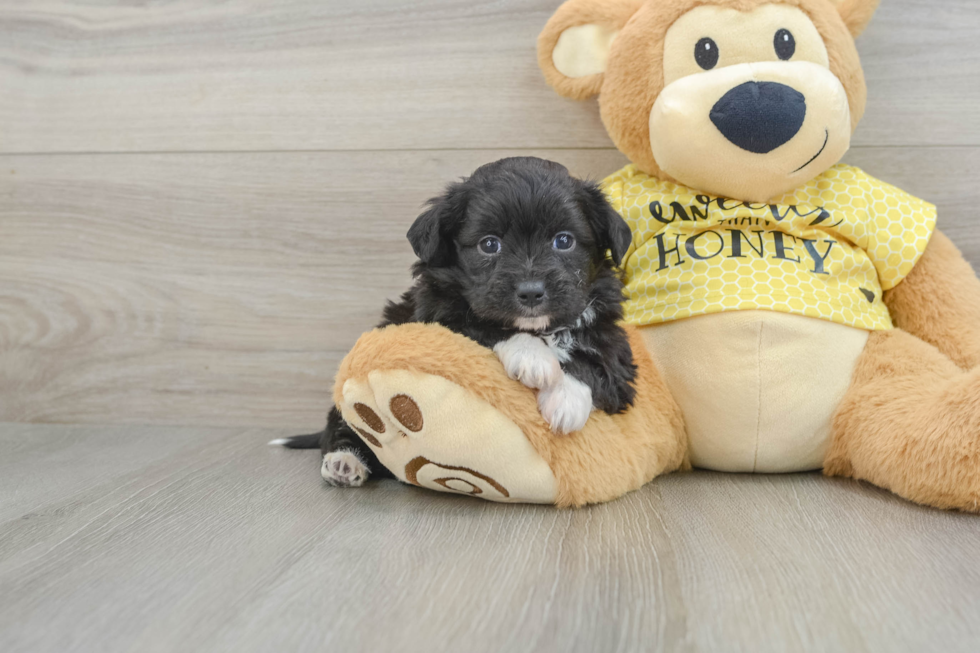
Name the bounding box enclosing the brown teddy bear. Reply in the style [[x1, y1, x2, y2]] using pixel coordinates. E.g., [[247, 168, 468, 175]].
[[330, 0, 980, 509]]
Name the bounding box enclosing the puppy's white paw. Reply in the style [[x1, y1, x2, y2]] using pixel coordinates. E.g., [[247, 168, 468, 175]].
[[537, 374, 594, 435], [321, 451, 368, 487], [494, 333, 563, 390]]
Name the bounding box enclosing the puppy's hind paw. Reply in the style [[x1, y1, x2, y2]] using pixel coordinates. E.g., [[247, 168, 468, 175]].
[[494, 333, 563, 390], [321, 451, 369, 487], [538, 374, 594, 435]]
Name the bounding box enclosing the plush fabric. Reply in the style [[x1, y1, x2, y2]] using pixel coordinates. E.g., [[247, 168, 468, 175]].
[[883, 231, 980, 371], [537, 0, 869, 190], [604, 163, 937, 329], [552, 23, 621, 78], [330, 0, 980, 512], [334, 324, 688, 507], [536, 0, 645, 100], [826, 328, 980, 512], [642, 310, 867, 472], [830, 0, 881, 37], [647, 60, 853, 200], [339, 366, 559, 503]]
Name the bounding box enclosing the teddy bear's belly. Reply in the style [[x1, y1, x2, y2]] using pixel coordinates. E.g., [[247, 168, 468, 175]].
[[640, 310, 869, 473]]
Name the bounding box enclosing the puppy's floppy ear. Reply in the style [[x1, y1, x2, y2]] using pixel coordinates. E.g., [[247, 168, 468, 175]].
[[537, 0, 644, 100], [407, 182, 468, 267], [578, 181, 632, 266]]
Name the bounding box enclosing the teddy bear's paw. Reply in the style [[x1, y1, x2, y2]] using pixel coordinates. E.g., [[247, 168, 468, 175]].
[[336, 380, 401, 448], [337, 368, 558, 503], [321, 450, 368, 487], [537, 374, 593, 435], [493, 333, 564, 390]]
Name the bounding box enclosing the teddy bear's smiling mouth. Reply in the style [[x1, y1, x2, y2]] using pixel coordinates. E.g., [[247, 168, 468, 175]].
[[791, 129, 830, 174]]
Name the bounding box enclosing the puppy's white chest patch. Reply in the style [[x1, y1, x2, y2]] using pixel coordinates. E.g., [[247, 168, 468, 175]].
[[543, 330, 574, 363]]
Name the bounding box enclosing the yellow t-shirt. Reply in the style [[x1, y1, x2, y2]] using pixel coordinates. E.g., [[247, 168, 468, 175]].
[[602, 164, 937, 330]]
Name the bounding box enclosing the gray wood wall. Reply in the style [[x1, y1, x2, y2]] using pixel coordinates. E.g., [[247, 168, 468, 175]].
[[2, 0, 979, 429]]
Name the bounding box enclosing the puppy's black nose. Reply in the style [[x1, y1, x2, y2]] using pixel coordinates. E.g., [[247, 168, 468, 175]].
[[516, 281, 547, 307], [710, 81, 806, 154]]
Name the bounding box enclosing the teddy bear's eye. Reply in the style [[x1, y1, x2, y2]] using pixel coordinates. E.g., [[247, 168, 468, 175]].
[[774, 29, 796, 60], [694, 37, 719, 70]]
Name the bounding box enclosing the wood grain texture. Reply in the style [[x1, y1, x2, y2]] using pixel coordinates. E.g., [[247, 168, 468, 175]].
[[2, 147, 979, 428], [1, 423, 978, 653], [0, 0, 977, 154], [0, 149, 628, 427], [2, 2, 979, 651]]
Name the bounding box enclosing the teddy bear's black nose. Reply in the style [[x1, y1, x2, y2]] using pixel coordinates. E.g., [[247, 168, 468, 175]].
[[710, 81, 807, 154]]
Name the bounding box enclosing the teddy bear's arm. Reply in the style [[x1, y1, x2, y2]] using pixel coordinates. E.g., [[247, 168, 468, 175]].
[[883, 229, 980, 370]]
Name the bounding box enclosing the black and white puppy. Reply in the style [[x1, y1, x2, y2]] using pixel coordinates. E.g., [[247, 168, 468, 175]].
[[271, 157, 636, 487]]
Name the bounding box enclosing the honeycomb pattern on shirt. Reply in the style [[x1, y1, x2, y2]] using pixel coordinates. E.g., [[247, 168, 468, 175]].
[[602, 164, 937, 330]]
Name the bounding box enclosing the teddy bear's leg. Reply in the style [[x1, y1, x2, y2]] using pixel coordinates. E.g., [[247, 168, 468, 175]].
[[333, 323, 688, 506], [825, 328, 980, 511], [884, 230, 980, 370]]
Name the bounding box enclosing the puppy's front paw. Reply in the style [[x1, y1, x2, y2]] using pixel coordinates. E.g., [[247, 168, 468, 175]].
[[537, 374, 593, 435], [321, 451, 369, 487], [493, 333, 563, 390]]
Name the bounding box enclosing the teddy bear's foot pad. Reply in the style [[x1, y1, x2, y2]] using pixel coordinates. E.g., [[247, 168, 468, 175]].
[[337, 369, 558, 503]]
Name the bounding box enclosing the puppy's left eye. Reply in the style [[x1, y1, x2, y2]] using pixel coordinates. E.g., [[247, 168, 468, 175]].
[[552, 232, 575, 251], [478, 236, 501, 255]]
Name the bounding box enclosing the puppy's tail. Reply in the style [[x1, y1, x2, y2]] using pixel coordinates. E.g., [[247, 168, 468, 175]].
[[268, 431, 323, 449]]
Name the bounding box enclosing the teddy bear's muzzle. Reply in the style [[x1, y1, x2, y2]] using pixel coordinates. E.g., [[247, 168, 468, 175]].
[[648, 61, 851, 202]]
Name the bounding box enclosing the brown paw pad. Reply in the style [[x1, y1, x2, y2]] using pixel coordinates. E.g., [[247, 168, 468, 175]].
[[353, 426, 381, 448], [389, 394, 423, 432], [405, 456, 509, 498], [435, 478, 483, 495], [354, 403, 385, 433]]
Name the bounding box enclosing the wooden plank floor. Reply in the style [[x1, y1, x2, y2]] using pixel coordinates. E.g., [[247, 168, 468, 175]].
[[1, 423, 979, 653], [2, 0, 980, 651]]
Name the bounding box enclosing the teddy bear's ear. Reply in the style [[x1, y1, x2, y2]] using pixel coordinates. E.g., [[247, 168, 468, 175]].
[[537, 0, 645, 100], [828, 0, 881, 37]]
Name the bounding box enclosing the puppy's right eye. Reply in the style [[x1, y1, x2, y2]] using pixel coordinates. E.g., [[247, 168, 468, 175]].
[[478, 236, 501, 255]]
